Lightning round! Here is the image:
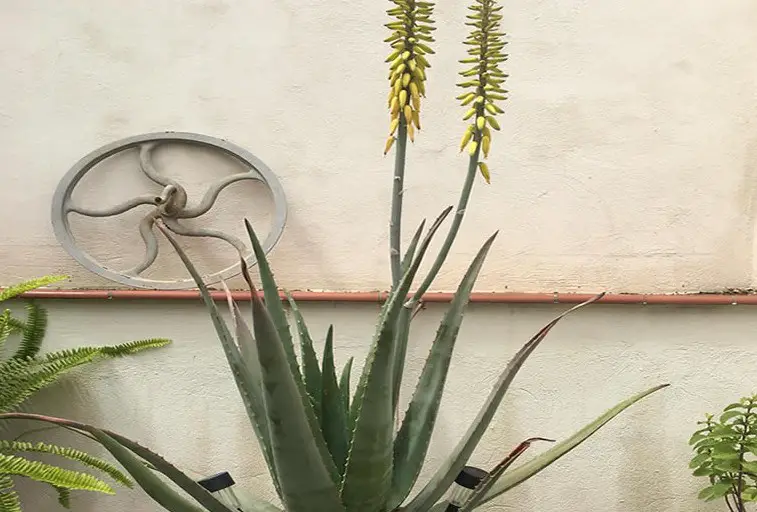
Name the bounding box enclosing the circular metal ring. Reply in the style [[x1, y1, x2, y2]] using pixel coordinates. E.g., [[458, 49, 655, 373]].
[[51, 131, 287, 289]]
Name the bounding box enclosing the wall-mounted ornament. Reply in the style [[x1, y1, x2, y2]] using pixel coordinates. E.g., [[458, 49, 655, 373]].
[[51, 132, 287, 290]]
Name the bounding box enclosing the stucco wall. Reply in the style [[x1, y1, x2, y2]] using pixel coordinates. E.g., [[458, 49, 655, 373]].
[[2, 0, 757, 293], [7, 299, 754, 512], [3, 1, 757, 511]]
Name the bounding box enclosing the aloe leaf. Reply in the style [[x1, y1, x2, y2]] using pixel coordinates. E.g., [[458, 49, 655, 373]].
[[158, 227, 281, 495], [321, 326, 349, 474], [342, 207, 452, 512], [248, 276, 345, 511], [391, 221, 427, 414], [339, 357, 353, 415], [350, 207, 453, 429], [391, 311, 412, 416], [399, 220, 425, 280], [244, 220, 298, 379], [88, 430, 208, 512], [475, 384, 670, 507], [287, 293, 323, 419], [403, 295, 605, 512], [223, 288, 280, 496], [0, 413, 233, 512], [462, 437, 554, 511], [236, 492, 284, 512], [244, 222, 340, 486], [388, 233, 497, 509]]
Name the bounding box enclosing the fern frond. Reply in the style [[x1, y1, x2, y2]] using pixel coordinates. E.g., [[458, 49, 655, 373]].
[[0, 475, 20, 512], [0, 313, 11, 357], [42, 338, 171, 363], [0, 339, 170, 413], [0, 441, 132, 487], [13, 303, 46, 360], [54, 486, 71, 509], [0, 354, 100, 413], [0, 453, 114, 493], [0, 276, 67, 303]]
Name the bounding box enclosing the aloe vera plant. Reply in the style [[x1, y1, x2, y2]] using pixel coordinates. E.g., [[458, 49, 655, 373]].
[[0, 0, 669, 510]]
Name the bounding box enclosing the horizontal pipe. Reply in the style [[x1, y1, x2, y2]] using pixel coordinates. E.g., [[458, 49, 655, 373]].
[[9, 288, 757, 305]]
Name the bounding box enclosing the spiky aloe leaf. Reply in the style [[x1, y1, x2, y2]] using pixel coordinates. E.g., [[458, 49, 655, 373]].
[[244, 223, 340, 487], [88, 431, 207, 512], [244, 220, 298, 379], [339, 357, 354, 415], [224, 290, 280, 497], [0, 453, 114, 494], [475, 384, 670, 507], [388, 233, 497, 509], [350, 207, 452, 430], [287, 293, 323, 419], [321, 326, 349, 474], [461, 437, 554, 511], [236, 492, 284, 511], [0, 276, 67, 302], [390, 220, 427, 415], [0, 413, 238, 512], [247, 276, 345, 512], [342, 207, 452, 512], [403, 295, 604, 512], [158, 227, 280, 496]]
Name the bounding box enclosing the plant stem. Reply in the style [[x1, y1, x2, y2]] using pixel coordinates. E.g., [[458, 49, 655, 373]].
[[409, 148, 480, 303], [390, 120, 409, 287], [735, 405, 753, 512]]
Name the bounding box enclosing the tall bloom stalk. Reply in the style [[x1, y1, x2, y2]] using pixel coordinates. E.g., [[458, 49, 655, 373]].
[[384, 0, 436, 286], [458, 0, 508, 184]]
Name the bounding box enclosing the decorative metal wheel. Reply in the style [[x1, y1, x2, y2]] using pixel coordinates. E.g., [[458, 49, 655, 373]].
[[51, 132, 287, 290]]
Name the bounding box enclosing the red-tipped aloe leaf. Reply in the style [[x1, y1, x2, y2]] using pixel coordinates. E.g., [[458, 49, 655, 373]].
[[476, 383, 670, 507], [403, 294, 605, 512]]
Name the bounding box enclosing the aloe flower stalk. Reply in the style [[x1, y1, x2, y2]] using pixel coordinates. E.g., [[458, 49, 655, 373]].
[[457, 0, 508, 184], [403, 0, 508, 308], [384, 0, 436, 286]]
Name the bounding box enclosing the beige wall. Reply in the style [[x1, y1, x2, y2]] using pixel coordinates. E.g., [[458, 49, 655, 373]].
[[2, 1, 757, 293], [3, 1, 757, 511], [9, 299, 754, 512]]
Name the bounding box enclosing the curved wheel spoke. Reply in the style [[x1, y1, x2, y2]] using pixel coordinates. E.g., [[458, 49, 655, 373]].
[[178, 172, 261, 219], [139, 143, 180, 188], [125, 212, 160, 276], [67, 195, 157, 217], [162, 218, 248, 258]]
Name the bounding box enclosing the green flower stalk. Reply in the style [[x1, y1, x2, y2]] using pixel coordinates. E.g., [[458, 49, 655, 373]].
[[457, 0, 508, 184], [384, 0, 436, 286]]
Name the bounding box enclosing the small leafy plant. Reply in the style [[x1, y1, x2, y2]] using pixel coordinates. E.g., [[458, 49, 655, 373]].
[[0, 276, 170, 511], [690, 395, 757, 511]]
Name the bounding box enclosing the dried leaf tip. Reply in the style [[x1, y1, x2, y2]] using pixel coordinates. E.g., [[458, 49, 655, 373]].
[[458, 0, 508, 181], [384, 0, 436, 150]]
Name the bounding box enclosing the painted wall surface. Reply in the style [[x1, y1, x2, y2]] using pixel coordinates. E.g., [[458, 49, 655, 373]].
[[3, 2, 757, 512], [7, 299, 755, 512], [1, 1, 757, 293]]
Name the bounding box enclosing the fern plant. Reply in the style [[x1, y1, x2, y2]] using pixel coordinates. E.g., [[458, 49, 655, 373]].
[[0, 0, 669, 511], [690, 395, 757, 511], [0, 276, 170, 511]]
